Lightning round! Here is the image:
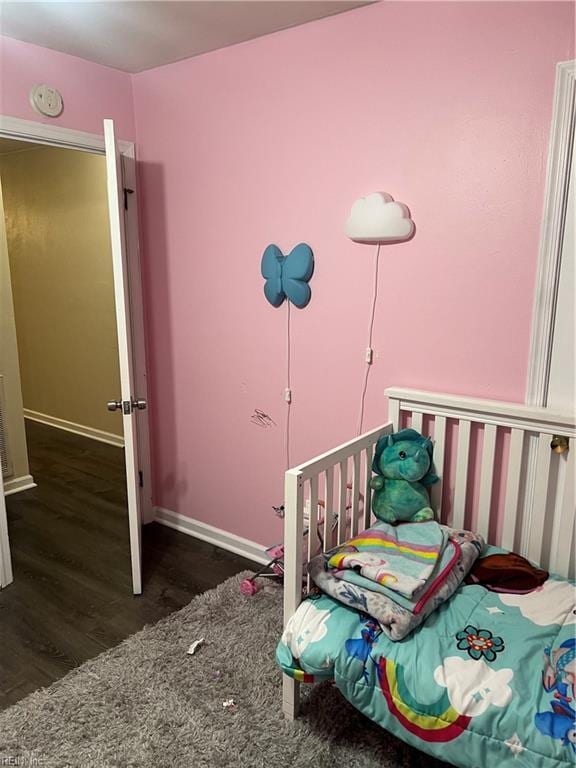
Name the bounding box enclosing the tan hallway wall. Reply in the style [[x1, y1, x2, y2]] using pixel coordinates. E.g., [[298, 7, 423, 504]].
[[0, 178, 31, 488], [0, 146, 123, 438]]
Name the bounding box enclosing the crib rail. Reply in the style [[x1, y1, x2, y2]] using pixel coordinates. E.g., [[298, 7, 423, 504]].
[[282, 387, 575, 720], [386, 387, 575, 579], [282, 421, 392, 719], [283, 422, 392, 624]]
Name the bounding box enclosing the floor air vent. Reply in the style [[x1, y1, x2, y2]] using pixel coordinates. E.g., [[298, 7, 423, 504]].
[[0, 376, 14, 479]]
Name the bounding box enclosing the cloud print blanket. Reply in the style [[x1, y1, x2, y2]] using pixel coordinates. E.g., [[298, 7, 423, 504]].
[[277, 561, 576, 768]]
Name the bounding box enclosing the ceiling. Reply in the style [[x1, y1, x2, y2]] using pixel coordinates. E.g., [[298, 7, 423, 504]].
[[0, 1, 371, 74]]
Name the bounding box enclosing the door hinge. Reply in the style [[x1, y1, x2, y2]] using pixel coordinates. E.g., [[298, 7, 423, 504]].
[[123, 187, 134, 210], [139, 470, 143, 488]]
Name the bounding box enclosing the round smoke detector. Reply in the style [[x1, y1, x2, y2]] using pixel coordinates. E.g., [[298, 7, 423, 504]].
[[29, 84, 64, 118]]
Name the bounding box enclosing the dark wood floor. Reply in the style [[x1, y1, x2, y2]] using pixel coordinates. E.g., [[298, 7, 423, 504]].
[[0, 420, 255, 711]]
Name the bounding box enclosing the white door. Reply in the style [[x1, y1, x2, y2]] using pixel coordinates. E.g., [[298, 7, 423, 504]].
[[547, 143, 575, 413], [104, 119, 143, 595], [528, 62, 576, 577], [0, 175, 15, 589], [545, 100, 575, 578], [0, 471, 12, 588]]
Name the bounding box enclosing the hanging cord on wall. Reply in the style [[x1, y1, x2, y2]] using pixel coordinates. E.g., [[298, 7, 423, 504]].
[[357, 243, 381, 436], [285, 300, 292, 470]]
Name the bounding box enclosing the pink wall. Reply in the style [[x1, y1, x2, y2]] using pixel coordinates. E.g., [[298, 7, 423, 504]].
[[0, 36, 135, 140], [1, 4, 573, 548], [133, 1, 573, 547]]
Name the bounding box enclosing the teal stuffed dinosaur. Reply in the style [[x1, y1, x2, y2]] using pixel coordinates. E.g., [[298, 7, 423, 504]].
[[370, 428, 438, 524]]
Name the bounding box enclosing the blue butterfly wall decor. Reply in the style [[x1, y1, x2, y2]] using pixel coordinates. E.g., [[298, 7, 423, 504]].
[[261, 243, 314, 308]]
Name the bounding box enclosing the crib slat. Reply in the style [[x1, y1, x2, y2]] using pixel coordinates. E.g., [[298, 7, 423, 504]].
[[430, 416, 446, 521], [306, 477, 319, 590], [351, 452, 361, 535], [388, 398, 400, 431], [323, 467, 334, 552], [363, 444, 374, 530], [553, 446, 575, 577], [453, 419, 471, 530], [526, 433, 553, 565], [412, 411, 423, 433], [307, 476, 319, 575], [501, 428, 524, 551], [477, 424, 497, 539], [337, 460, 347, 544]]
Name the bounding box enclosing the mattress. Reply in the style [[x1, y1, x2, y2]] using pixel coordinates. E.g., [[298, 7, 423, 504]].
[[277, 552, 576, 768]]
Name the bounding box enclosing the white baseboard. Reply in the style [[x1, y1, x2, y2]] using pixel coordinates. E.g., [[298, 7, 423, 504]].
[[154, 507, 269, 566], [23, 409, 124, 448], [3, 474, 36, 496]]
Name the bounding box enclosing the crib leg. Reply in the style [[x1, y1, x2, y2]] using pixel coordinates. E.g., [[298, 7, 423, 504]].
[[282, 675, 300, 720]]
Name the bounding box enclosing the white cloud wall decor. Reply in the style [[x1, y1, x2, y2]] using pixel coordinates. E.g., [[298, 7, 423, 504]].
[[345, 192, 414, 244]]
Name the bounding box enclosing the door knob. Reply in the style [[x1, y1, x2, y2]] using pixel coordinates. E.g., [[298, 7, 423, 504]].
[[107, 398, 147, 413], [550, 435, 569, 454]]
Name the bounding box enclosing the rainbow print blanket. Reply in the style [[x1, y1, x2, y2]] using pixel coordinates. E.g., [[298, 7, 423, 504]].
[[327, 521, 449, 600], [277, 548, 576, 768], [309, 524, 483, 639]]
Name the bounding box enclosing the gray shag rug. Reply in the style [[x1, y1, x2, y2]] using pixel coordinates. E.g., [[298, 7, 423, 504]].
[[0, 572, 448, 767]]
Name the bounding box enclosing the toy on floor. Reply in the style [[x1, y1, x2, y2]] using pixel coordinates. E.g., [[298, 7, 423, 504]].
[[370, 428, 438, 523], [241, 484, 360, 596], [240, 543, 287, 596], [240, 513, 327, 597]]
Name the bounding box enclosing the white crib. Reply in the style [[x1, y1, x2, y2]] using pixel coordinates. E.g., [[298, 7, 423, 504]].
[[282, 386, 575, 720]]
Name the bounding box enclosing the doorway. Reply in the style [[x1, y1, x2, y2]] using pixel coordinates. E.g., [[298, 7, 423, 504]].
[[0, 117, 152, 594], [0, 140, 124, 442], [0, 136, 133, 588]]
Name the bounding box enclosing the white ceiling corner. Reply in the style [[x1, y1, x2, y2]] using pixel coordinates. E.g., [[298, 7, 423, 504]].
[[0, 1, 372, 73]]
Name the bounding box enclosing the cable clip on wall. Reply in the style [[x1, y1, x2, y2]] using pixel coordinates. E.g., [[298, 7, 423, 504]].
[[242, 197, 414, 596], [345, 192, 414, 435], [260, 242, 314, 469], [239, 243, 314, 597]]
